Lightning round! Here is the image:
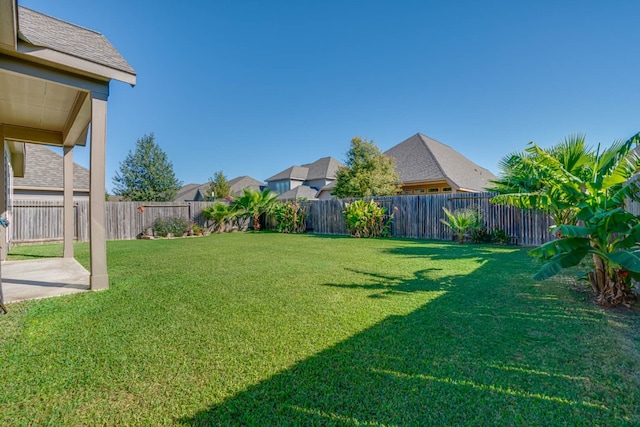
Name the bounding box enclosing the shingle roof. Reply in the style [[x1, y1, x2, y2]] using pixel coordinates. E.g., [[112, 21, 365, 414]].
[[385, 133, 497, 192], [17, 6, 136, 75], [277, 185, 319, 201], [13, 144, 89, 191], [266, 166, 309, 182], [228, 176, 264, 196], [174, 183, 203, 202], [304, 157, 342, 181], [266, 157, 343, 182]]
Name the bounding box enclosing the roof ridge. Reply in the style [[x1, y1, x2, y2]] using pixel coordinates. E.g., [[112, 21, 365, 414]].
[[18, 6, 104, 37], [417, 134, 451, 183]]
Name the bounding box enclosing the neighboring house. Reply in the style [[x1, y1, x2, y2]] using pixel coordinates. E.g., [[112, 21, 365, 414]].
[[228, 176, 264, 196], [174, 176, 265, 202], [13, 144, 90, 201], [385, 133, 497, 195], [174, 183, 210, 202], [277, 185, 319, 201], [266, 157, 342, 198]]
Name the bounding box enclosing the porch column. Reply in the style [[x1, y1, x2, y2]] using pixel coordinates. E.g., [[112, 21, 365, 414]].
[[0, 135, 6, 261], [89, 97, 108, 290], [63, 146, 74, 258]]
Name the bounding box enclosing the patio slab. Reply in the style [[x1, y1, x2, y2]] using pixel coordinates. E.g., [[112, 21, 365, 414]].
[[1, 258, 90, 303]]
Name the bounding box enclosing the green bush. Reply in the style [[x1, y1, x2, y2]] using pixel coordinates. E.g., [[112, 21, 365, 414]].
[[153, 216, 190, 237], [342, 199, 393, 238], [274, 201, 307, 233], [471, 226, 512, 245], [440, 207, 482, 244]]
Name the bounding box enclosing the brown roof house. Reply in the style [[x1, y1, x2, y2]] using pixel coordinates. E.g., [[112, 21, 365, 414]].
[[13, 144, 90, 200], [0, 1, 135, 290], [385, 133, 497, 195], [266, 157, 342, 200]]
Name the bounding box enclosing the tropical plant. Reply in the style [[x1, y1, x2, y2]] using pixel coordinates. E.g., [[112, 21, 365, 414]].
[[489, 134, 595, 227], [232, 188, 278, 231], [333, 137, 400, 198], [501, 132, 640, 306], [342, 199, 393, 238], [203, 200, 237, 233], [273, 201, 307, 233], [440, 207, 482, 244]]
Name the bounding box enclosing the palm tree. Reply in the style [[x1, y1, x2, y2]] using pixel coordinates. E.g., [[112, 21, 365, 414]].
[[489, 134, 595, 226], [202, 200, 237, 233], [440, 207, 482, 244], [232, 188, 279, 231]]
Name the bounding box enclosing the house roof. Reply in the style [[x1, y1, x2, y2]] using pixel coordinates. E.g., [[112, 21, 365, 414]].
[[277, 185, 319, 201], [266, 157, 343, 182], [17, 6, 136, 75], [266, 166, 309, 182], [174, 183, 210, 202], [385, 133, 497, 192], [13, 143, 89, 191], [228, 175, 264, 195]]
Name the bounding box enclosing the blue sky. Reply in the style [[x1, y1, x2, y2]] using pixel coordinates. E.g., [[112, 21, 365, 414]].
[[19, 0, 640, 191]]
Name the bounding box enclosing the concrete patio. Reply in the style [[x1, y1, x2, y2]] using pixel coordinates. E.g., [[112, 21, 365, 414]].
[[1, 258, 90, 303]]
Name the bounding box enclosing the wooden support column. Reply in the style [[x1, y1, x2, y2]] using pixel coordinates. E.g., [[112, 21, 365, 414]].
[[0, 133, 6, 261], [63, 146, 74, 258], [89, 97, 108, 290]]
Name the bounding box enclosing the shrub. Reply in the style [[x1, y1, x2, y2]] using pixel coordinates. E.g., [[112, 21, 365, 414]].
[[274, 201, 307, 233], [471, 225, 512, 245], [153, 216, 189, 237], [440, 207, 482, 244], [342, 199, 393, 238]]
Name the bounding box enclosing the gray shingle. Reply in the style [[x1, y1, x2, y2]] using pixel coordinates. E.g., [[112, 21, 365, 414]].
[[13, 144, 89, 190], [228, 176, 264, 195], [17, 6, 135, 75], [277, 185, 318, 201], [385, 133, 497, 191], [266, 166, 309, 182]]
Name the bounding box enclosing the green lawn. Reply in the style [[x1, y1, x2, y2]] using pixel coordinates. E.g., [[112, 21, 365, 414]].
[[1, 233, 638, 426]]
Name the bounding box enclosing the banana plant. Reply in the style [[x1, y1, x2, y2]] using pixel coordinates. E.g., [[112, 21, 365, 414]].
[[524, 132, 640, 306]]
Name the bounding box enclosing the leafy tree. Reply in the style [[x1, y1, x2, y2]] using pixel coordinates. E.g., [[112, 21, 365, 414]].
[[208, 171, 231, 200], [112, 133, 181, 201], [332, 136, 400, 198], [232, 188, 279, 231], [494, 133, 640, 306]]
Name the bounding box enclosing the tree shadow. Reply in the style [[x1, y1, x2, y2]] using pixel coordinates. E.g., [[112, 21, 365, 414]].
[[178, 241, 635, 426]]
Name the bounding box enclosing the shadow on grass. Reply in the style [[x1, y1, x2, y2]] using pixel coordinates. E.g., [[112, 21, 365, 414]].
[[180, 241, 635, 426]]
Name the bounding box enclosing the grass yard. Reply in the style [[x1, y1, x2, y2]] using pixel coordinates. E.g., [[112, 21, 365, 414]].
[[1, 233, 639, 426]]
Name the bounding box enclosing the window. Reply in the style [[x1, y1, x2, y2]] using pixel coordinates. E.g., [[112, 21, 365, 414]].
[[415, 188, 426, 194], [428, 188, 439, 193], [269, 181, 290, 194], [402, 190, 412, 195], [442, 187, 452, 192]]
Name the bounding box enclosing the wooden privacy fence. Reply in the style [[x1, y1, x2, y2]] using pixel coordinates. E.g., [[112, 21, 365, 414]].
[[300, 193, 556, 246], [14, 193, 640, 246], [11, 201, 214, 244]]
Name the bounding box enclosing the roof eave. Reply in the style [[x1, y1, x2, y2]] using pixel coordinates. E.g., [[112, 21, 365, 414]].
[[17, 42, 136, 85]]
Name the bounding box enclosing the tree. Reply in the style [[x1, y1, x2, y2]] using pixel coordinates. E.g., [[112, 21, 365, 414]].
[[494, 133, 640, 306], [232, 188, 279, 231], [332, 136, 400, 198], [488, 134, 595, 226], [208, 171, 231, 200], [112, 133, 182, 201]]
